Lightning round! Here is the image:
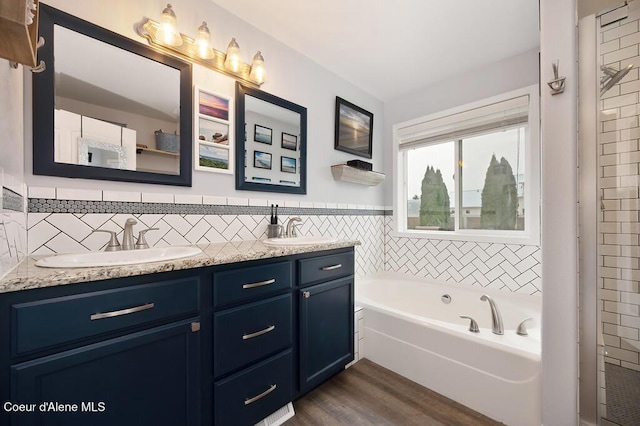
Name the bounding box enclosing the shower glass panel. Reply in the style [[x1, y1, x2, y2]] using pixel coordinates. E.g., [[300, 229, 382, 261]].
[[597, 4, 640, 424]]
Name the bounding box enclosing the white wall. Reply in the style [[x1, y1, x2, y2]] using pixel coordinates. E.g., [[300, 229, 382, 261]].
[[540, 0, 579, 423], [382, 48, 540, 204], [24, 0, 385, 207]]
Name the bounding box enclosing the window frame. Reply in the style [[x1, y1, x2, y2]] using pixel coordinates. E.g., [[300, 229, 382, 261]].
[[392, 85, 540, 245]]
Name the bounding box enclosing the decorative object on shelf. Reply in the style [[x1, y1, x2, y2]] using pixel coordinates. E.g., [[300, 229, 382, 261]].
[[331, 164, 385, 186], [194, 86, 233, 174], [136, 4, 266, 87], [155, 129, 180, 153], [0, 0, 44, 70], [547, 60, 566, 95], [346, 159, 372, 171], [335, 97, 373, 159]]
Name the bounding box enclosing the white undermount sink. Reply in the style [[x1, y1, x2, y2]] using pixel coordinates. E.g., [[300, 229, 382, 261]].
[[35, 246, 202, 268], [263, 236, 339, 246]]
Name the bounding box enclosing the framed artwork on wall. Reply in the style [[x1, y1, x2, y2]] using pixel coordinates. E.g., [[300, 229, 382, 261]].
[[194, 86, 233, 174], [334, 96, 373, 159]]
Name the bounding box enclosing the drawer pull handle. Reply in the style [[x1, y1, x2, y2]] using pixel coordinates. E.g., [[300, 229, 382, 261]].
[[243, 325, 276, 340], [242, 278, 276, 289], [90, 303, 155, 320], [245, 384, 277, 405], [321, 263, 342, 271]]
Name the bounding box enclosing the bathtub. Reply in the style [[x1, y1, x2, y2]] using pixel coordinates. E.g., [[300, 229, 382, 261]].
[[356, 272, 541, 425]]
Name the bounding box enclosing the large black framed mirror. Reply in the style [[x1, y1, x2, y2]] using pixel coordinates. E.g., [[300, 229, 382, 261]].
[[235, 83, 307, 194], [33, 4, 193, 186]]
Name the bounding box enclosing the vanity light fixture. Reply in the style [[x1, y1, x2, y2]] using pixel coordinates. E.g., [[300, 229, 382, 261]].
[[195, 21, 214, 59], [224, 38, 242, 73], [136, 5, 266, 87], [158, 4, 182, 47], [249, 51, 266, 85]]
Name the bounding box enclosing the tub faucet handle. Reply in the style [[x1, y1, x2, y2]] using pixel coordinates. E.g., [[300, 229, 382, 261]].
[[460, 315, 480, 333], [517, 317, 533, 336]]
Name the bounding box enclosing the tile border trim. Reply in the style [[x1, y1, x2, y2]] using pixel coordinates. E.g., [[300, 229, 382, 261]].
[[28, 198, 391, 216], [3, 188, 24, 212]]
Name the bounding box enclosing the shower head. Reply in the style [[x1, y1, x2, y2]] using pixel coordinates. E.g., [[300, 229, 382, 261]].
[[601, 64, 634, 95]]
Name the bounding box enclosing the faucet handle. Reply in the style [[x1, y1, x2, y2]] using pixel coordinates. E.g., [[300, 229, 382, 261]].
[[460, 315, 480, 333], [92, 229, 121, 251], [516, 317, 534, 336], [135, 228, 159, 250]]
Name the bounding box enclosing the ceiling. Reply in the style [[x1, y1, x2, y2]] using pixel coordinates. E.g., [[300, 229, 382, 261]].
[[211, 0, 540, 101]]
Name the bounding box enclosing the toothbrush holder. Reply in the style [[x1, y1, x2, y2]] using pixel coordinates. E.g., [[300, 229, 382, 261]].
[[267, 224, 282, 238]]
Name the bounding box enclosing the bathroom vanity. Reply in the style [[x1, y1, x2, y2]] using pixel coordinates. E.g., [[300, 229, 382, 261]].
[[0, 241, 356, 426]]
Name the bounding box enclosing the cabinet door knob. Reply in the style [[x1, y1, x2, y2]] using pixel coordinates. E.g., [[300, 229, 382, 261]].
[[191, 322, 200, 332], [302, 291, 310, 299]]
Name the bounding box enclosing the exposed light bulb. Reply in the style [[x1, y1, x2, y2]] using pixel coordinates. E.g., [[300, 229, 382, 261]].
[[224, 38, 242, 73], [159, 4, 182, 47], [249, 51, 266, 85], [195, 21, 213, 59]]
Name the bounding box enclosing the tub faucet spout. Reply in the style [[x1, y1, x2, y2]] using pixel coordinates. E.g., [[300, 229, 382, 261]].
[[480, 294, 503, 335]]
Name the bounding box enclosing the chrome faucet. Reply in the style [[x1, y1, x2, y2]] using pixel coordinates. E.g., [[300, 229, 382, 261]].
[[122, 218, 137, 250], [285, 217, 302, 237], [480, 294, 504, 335]]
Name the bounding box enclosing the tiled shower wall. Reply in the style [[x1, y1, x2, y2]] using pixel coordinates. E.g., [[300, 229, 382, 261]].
[[383, 217, 542, 294], [26, 187, 385, 278], [599, 12, 640, 371]]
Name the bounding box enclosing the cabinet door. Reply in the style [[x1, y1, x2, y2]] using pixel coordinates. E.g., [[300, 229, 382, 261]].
[[10, 319, 200, 426], [298, 276, 354, 394]]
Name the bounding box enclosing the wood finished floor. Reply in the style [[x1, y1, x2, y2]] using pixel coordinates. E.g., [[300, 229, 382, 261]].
[[285, 359, 503, 426]]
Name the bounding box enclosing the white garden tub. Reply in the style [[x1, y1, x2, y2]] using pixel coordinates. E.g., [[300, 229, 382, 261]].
[[356, 272, 541, 425]]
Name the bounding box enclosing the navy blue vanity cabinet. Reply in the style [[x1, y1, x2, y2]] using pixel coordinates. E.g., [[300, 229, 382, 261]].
[[11, 319, 199, 426], [0, 271, 203, 426], [212, 260, 293, 426], [297, 250, 355, 395]]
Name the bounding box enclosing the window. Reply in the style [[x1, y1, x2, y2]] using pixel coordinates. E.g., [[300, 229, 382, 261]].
[[393, 86, 539, 244]]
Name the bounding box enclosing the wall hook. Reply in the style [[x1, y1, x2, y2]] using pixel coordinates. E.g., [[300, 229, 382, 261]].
[[547, 60, 566, 95]]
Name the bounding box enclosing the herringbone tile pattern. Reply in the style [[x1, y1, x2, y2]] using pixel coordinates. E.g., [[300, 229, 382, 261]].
[[27, 213, 385, 277], [384, 217, 541, 294]]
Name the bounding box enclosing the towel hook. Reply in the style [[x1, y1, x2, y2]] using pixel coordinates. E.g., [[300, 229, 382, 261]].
[[547, 59, 566, 95]]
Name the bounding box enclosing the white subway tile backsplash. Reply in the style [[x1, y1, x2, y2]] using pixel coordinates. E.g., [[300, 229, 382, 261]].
[[249, 198, 268, 207], [227, 197, 249, 206], [102, 191, 141, 202], [603, 44, 639, 65], [142, 192, 174, 203], [56, 188, 102, 201], [603, 21, 639, 43], [174, 194, 202, 205], [28, 186, 56, 199], [203, 196, 227, 205]]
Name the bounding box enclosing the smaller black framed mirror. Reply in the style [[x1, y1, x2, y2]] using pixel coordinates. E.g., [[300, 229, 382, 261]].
[[33, 4, 193, 186], [235, 83, 307, 194]]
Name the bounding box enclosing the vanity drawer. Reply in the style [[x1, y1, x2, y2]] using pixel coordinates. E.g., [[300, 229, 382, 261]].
[[213, 261, 291, 307], [214, 293, 292, 377], [11, 277, 199, 356], [298, 251, 354, 286], [214, 349, 292, 426]]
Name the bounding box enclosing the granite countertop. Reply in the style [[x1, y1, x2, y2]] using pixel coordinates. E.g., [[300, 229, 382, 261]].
[[0, 239, 360, 294]]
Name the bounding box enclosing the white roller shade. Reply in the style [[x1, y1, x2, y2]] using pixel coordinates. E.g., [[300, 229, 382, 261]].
[[398, 95, 529, 150]]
